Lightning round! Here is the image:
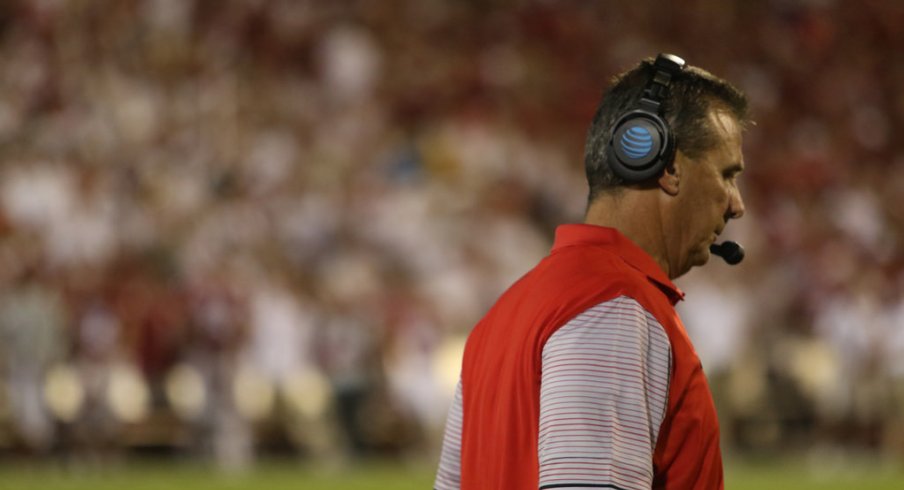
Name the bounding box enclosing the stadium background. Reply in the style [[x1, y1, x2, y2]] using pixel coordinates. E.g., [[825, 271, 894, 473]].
[[0, 0, 903, 488]]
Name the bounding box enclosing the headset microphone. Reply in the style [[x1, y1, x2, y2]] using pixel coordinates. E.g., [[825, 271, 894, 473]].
[[710, 241, 745, 265]]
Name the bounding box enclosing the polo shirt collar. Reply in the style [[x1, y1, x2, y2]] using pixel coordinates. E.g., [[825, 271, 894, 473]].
[[551, 224, 685, 305]]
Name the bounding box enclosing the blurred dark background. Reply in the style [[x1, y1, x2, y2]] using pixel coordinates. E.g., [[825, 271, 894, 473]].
[[0, 0, 903, 473]]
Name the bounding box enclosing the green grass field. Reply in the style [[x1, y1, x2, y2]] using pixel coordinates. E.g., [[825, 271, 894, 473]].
[[1, 458, 903, 489]]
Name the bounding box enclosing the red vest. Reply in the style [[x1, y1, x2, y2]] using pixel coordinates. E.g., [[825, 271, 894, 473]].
[[459, 224, 723, 489]]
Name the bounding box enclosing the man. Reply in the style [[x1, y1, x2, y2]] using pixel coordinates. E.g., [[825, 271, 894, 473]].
[[435, 54, 750, 489]]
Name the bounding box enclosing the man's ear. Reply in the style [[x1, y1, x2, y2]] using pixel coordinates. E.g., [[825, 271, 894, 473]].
[[658, 153, 683, 196]]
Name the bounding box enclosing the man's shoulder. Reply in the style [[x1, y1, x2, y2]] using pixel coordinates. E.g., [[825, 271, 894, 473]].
[[533, 244, 654, 295]]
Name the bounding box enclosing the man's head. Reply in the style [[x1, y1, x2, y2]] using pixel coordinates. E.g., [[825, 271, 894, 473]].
[[585, 56, 749, 199], [584, 56, 751, 278]]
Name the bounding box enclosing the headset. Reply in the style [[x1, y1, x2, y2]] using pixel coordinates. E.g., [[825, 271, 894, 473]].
[[606, 53, 685, 183]]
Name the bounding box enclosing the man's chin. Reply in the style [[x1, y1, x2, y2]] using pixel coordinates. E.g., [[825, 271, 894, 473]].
[[673, 247, 711, 279], [691, 248, 712, 268]]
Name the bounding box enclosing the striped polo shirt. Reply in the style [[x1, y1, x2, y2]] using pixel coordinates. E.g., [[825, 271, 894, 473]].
[[435, 224, 723, 489]]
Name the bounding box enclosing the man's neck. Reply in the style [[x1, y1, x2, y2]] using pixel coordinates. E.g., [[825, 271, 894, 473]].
[[584, 190, 671, 277]]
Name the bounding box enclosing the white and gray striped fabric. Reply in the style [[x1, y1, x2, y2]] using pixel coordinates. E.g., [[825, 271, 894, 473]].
[[539, 296, 671, 490], [435, 380, 463, 490]]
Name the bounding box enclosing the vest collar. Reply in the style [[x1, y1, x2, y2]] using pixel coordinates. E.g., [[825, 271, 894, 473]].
[[551, 224, 685, 305]]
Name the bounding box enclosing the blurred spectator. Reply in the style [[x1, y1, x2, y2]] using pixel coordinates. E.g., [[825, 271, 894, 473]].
[[0, 242, 65, 452], [184, 264, 251, 470]]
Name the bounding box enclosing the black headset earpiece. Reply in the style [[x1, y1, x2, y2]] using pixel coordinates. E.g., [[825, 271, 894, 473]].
[[607, 53, 686, 183]]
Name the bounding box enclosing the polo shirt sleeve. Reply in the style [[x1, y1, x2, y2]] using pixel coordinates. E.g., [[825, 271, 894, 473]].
[[538, 295, 671, 490], [434, 379, 463, 490]]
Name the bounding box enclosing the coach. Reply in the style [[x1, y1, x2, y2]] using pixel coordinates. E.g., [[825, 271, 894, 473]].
[[435, 54, 750, 490]]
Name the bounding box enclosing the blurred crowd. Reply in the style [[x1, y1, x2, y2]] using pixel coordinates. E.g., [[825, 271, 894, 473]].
[[0, 0, 903, 470]]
